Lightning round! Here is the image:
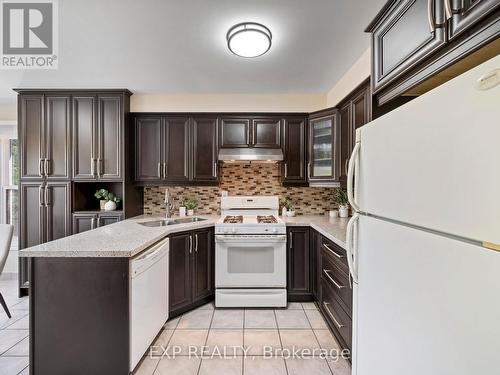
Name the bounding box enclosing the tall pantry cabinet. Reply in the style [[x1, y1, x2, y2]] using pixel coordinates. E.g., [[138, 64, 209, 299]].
[[16, 89, 138, 296]]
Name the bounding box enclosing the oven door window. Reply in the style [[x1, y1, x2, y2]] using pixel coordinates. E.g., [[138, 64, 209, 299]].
[[227, 245, 274, 274]]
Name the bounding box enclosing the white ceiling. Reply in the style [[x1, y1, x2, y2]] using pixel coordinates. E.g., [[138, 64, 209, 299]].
[[0, 0, 386, 102]]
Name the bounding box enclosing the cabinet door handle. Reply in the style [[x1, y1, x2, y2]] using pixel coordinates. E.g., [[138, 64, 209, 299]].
[[284, 163, 288, 178], [307, 162, 311, 180], [39, 158, 44, 177], [444, 0, 452, 20], [195, 234, 198, 253], [289, 232, 293, 249], [427, 0, 435, 33], [214, 162, 218, 177], [96, 158, 101, 177], [90, 158, 95, 177], [323, 302, 345, 329], [43, 158, 50, 177], [91, 217, 95, 229], [97, 217, 102, 227], [39, 185, 45, 206], [157, 162, 162, 178], [44, 186, 50, 206], [323, 269, 345, 289], [163, 163, 167, 179], [189, 235, 193, 254], [323, 243, 344, 258]]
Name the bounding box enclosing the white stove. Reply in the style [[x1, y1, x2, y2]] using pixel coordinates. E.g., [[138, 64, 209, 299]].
[[215, 196, 287, 308]]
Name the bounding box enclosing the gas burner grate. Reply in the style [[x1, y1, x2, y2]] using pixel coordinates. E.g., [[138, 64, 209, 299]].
[[223, 215, 243, 224], [257, 215, 278, 224]]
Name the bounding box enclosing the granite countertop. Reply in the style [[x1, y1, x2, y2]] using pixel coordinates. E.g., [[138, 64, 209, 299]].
[[19, 214, 350, 258], [19, 215, 220, 258], [281, 215, 350, 248]]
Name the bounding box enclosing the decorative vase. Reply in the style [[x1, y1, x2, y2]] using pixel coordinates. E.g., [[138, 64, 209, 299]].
[[338, 205, 349, 218], [187, 209, 194, 216], [281, 207, 287, 217], [329, 210, 339, 218], [286, 210, 296, 217], [104, 201, 117, 211], [179, 206, 186, 217], [100, 200, 107, 210]]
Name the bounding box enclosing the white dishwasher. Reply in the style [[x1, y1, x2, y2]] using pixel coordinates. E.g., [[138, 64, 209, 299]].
[[129, 237, 169, 372]]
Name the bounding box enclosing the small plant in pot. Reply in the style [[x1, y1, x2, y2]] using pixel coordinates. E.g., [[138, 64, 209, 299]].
[[279, 196, 291, 216], [333, 188, 349, 218], [183, 198, 198, 216], [94, 189, 121, 211]]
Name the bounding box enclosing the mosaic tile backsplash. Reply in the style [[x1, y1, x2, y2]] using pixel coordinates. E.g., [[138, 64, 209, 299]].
[[143, 163, 338, 216]]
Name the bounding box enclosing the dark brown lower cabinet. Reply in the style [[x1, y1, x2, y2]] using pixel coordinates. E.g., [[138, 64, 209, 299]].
[[169, 228, 214, 317], [287, 227, 312, 301], [319, 235, 353, 352], [72, 211, 123, 234], [30, 257, 129, 375]]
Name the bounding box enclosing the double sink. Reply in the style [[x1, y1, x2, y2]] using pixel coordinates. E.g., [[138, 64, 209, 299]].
[[139, 217, 207, 227]]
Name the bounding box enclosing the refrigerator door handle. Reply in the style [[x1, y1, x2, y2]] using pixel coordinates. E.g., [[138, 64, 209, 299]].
[[346, 213, 360, 284], [347, 142, 361, 212]]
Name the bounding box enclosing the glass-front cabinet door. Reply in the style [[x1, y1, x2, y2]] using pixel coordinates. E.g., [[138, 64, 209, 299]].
[[309, 111, 339, 182]]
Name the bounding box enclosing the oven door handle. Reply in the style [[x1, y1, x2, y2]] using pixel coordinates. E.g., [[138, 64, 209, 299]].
[[215, 235, 287, 243]]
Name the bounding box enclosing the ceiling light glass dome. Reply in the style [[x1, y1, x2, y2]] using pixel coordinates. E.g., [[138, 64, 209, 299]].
[[226, 22, 272, 58]]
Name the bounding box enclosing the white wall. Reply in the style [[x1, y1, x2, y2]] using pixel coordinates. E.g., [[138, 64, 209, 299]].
[[326, 48, 371, 107], [131, 93, 327, 113], [0, 103, 16, 122]]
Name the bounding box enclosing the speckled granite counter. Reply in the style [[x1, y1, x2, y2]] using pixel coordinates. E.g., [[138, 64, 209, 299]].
[[19, 214, 350, 258], [281, 215, 350, 248], [19, 215, 220, 258]]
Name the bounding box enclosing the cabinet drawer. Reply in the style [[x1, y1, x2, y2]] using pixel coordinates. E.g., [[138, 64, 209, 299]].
[[321, 237, 349, 273], [321, 280, 352, 349], [321, 251, 352, 313]]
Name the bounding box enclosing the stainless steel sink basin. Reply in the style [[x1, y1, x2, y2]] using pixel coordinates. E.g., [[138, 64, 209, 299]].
[[175, 217, 207, 224], [139, 217, 207, 227]]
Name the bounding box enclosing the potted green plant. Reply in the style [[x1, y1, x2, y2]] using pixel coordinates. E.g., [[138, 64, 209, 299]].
[[94, 189, 121, 211], [183, 198, 198, 216], [279, 196, 291, 216], [333, 188, 349, 218]]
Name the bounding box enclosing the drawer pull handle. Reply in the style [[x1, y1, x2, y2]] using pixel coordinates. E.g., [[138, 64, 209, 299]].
[[323, 269, 345, 290], [323, 302, 345, 329], [323, 244, 344, 258]]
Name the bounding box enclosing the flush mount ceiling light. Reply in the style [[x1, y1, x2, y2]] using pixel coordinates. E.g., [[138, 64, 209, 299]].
[[226, 22, 272, 58]]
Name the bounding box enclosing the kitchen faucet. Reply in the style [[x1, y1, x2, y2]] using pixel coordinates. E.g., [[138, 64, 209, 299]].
[[164, 189, 173, 218]]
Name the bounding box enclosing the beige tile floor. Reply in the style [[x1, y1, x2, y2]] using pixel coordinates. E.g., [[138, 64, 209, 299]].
[[0, 278, 30, 375], [0, 278, 351, 375], [134, 301, 351, 375]]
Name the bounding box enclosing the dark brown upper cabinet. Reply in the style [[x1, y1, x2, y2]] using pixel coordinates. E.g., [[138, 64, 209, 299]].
[[219, 116, 282, 148], [219, 117, 250, 147], [19, 94, 71, 180], [282, 116, 308, 186], [251, 118, 281, 148], [135, 116, 163, 182], [191, 116, 218, 183], [448, 0, 500, 40], [339, 82, 371, 187], [367, 0, 447, 94], [169, 228, 214, 317], [73, 93, 125, 181], [308, 110, 340, 184], [134, 115, 217, 185], [287, 226, 312, 301], [367, 0, 499, 105], [164, 117, 190, 183]]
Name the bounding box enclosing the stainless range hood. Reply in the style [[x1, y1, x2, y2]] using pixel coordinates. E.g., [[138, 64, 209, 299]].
[[218, 148, 283, 163]]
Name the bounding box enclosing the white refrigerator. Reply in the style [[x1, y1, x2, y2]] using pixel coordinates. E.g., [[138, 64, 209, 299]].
[[346, 55, 500, 375]]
